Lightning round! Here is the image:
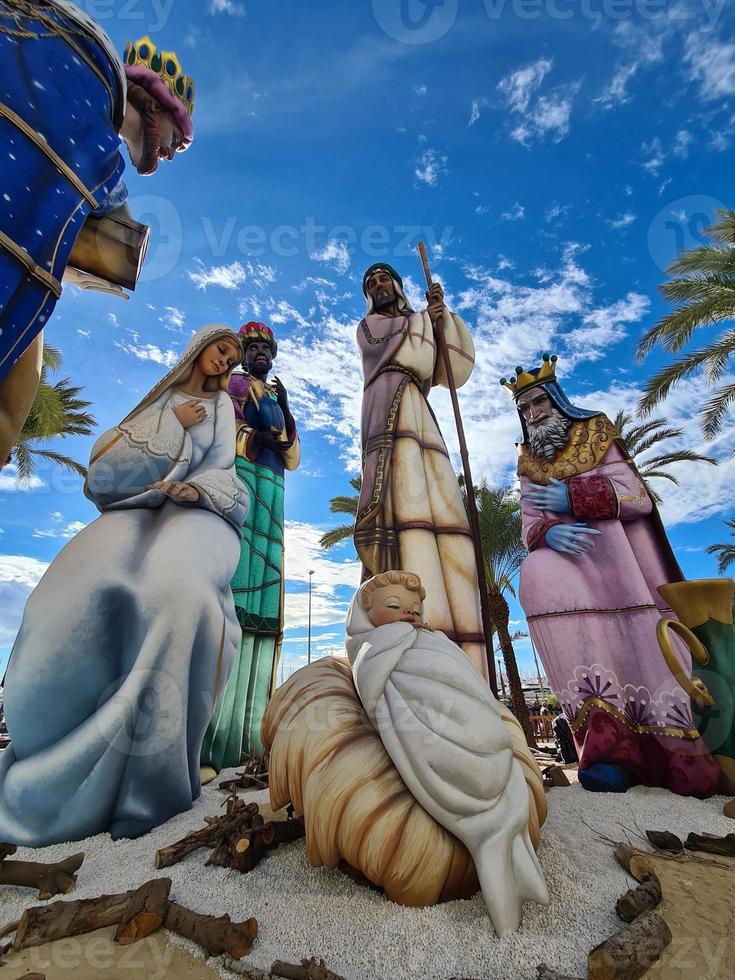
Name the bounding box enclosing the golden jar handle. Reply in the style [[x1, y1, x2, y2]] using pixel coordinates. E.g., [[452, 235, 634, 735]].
[[656, 619, 715, 711]]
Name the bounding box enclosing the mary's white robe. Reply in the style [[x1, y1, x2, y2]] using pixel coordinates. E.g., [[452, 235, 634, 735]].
[[0, 327, 248, 844]]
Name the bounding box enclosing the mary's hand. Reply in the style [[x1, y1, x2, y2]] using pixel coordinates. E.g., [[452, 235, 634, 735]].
[[175, 399, 206, 428], [523, 478, 570, 513], [545, 523, 600, 556], [148, 480, 200, 503]]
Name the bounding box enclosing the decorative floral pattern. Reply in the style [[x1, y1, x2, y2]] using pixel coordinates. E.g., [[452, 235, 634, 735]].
[[517, 416, 618, 484], [560, 663, 696, 736], [568, 474, 618, 521]]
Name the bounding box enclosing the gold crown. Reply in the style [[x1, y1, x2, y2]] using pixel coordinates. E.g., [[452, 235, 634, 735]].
[[124, 36, 196, 118], [500, 353, 558, 399]]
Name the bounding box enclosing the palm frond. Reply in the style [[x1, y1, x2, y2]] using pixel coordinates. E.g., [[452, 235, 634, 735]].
[[329, 495, 359, 516], [667, 245, 735, 278], [699, 381, 735, 441], [26, 449, 87, 479], [41, 344, 63, 372], [708, 208, 735, 247], [639, 450, 717, 468], [319, 524, 355, 550], [636, 296, 735, 359]]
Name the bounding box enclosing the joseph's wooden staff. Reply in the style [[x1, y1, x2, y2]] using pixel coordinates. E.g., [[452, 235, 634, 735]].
[[417, 242, 499, 697]]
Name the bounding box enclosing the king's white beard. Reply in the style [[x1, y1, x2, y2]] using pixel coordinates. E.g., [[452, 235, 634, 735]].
[[527, 409, 572, 460]]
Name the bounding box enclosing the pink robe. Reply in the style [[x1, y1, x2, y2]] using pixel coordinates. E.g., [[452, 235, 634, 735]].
[[519, 440, 725, 797]]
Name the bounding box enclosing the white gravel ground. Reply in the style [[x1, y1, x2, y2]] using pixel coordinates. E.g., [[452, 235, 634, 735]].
[[1, 773, 733, 980]]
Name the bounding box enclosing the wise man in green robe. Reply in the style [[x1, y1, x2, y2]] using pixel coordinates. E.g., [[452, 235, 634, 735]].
[[202, 322, 300, 769]]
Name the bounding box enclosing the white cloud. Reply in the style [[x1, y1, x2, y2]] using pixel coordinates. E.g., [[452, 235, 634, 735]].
[[0, 555, 49, 647], [189, 260, 246, 291], [641, 137, 666, 175], [107, 312, 119, 328], [498, 59, 576, 146], [498, 57, 553, 113], [414, 85, 428, 96], [0, 465, 44, 492], [685, 33, 735, 100], [596, 22, 664, 108], [310, 240, 351, 275], [114, 339, 179, 368], [501, 202, 525, 222], [414, 147, 448, 187], [32, 520, 86, 539], [468, 100, 481, 126], [282, 520, 361, 631], [77, 329, 91, 338], [209, 0, 245, 15], [673, 129, 693, 158], [607, 212, 637, 230], [161, 306, 185, 332]]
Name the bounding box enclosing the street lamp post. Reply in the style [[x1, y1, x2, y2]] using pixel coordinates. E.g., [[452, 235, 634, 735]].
[[307, 569, 315, 664], [497, 658, 507, 699]]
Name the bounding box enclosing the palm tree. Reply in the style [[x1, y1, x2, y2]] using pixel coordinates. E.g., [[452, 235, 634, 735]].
[[637, 208, 735, 441], [11, 345, 95, 482], [467, 480, 537, 749], [319, 475, 361, 550], [612, 411, 717, 505], [706, 519, 735, 575]]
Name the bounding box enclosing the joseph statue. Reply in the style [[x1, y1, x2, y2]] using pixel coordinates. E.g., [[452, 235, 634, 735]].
[[355, 263, 488, 681]]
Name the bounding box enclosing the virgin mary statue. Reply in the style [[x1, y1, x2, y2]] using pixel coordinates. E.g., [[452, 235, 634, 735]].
[[0, 324, 248, 845]]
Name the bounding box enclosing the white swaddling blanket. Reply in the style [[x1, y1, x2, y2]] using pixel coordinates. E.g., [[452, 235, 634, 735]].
[[346, 597, 549, 936]]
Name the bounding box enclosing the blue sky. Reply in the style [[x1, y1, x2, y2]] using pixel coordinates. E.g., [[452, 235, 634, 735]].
[[2, 0, 735, 682]]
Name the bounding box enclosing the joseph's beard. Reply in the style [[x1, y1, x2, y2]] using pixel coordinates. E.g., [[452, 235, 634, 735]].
[[527, 408, 572, 460], [374, 290, 395, 310]]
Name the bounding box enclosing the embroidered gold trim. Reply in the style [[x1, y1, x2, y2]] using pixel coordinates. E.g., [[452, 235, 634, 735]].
[[0, 228, 62, 298], [0, 101, 98, 208], [570, 696, 702, 741], [517, 415, 618, 484]]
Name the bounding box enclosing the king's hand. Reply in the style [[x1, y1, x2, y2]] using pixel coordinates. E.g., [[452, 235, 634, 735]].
[[523, 478, 570, 514]]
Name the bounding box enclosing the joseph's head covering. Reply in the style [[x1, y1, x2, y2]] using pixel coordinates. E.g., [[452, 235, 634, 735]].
[[362, 264, 412, 315]]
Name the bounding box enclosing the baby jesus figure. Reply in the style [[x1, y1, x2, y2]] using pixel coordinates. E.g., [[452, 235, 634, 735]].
[[346, 571, 549, 936]]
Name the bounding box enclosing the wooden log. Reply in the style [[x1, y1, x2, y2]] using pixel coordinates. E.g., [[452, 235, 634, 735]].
[[14, 890, 134, 950], [114, 877, 172, 944], [223, 959, 274, 978], [219, 773, 269, 793], [271, 958, 346, 980], [0, 919, 20, 941], [0, 852, 85, 899], [588, 911, 672, 980], [155, 798, 259, 869], [612, 844, 655, 882], [684, 831, 735, 856], [270, 818, 305, 845], [164, 902, 257, 959], [645, 830, 683, 853], [536, 966, 583, 980], [615, 873, 662, 923]]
